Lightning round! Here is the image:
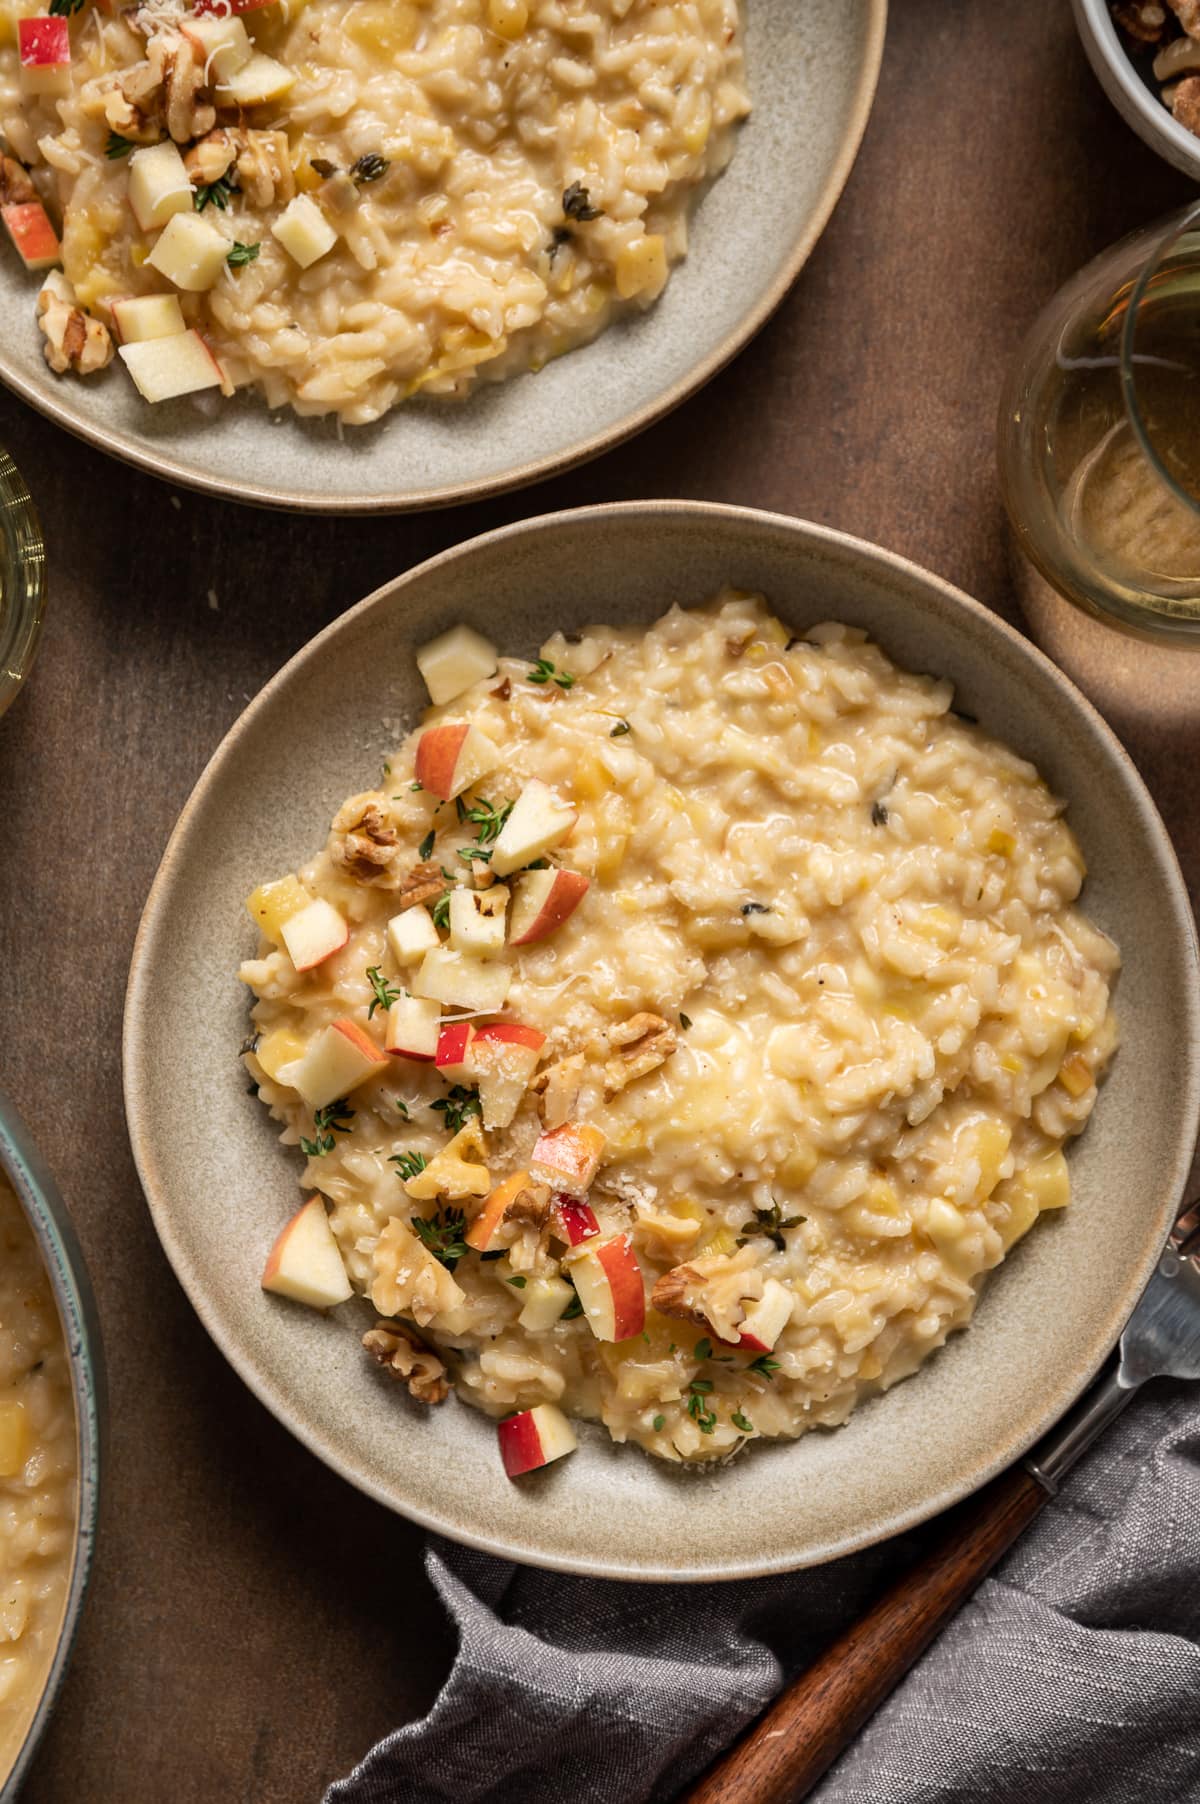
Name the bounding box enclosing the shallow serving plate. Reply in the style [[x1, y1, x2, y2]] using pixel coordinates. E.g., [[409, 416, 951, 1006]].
[[124, 503, 1200, 1581], [0, 1092, 104, 1802], [0, 0, 884, 514]]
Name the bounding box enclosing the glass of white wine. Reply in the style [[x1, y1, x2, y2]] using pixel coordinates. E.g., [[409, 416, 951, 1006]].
[[998, 201, 1200, 644]]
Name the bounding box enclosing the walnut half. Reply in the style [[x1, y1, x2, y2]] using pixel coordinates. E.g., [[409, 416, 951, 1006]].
[[330, 790, 400, 881], [363, 1320, 449, 1403], [596, 1012, 678, 1100], [37, 274, 113, 377]]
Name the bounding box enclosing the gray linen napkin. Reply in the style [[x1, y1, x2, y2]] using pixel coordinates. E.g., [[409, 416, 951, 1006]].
[[327, 1383, 1200, 1804]]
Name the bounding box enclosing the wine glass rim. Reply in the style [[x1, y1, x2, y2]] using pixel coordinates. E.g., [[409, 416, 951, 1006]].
[[1119, 197, 1200, 520]]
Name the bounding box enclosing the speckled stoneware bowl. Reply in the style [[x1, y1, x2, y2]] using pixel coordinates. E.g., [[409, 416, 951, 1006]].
[[0, 0, 885, 514], [0, 1094, 104, 1801], [1073, 0, 1200, 179], [123, 503, 1200, 1581]]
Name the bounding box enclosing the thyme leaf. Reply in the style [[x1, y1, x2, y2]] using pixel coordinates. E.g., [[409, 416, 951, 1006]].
[[609, 719, 631, 737], [194, 173, 238, 212], [351, 152, 389, 184], [455, 794, 514, 845], [731, 1410, 755, 1434], [748, 1354, 780, 1382], [411, 1206, 468, 1270], [418, 827, 436, 861], [365, 966, 400, 1019], [686, 1381, 717, 1434], [105, 131, 135, 158], [299, 1098, 355, 1158], [389, 1149, 428, 1182], [430, 1085, 482, 1135], [562, 180, 602, 222], [226, 240, 260, 269], [526, 657, 575, 690], [736, 1200, 803, 1252]]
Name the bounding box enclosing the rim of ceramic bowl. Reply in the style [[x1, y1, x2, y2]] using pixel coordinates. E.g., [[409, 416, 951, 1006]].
[[0, 1094, 105, 1802], [0, 448, 47, 719], [0, 2, 886, 515], [124, 500, 1200, 1580], [1073, 0, 1200, 176]]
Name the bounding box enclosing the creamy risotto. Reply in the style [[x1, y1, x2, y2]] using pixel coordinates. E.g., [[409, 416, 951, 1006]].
[[240, 593, 1119, 1472], [0, 0, 749, 422], [0, 1173, 76, 1773]]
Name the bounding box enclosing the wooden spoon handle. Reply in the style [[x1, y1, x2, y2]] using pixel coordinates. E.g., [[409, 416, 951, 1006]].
[[683, 1465, 1047, 1804]]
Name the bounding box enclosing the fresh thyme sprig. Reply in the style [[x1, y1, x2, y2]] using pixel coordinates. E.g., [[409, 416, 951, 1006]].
[[526, 657, 575, 690], [299, 1099, 354, 1157], [736, 1200, 803, 1252], [455, 794, 514, 845], [686, 1379, 717, 1434], [430, 1085, 482, 1135], [390, 1150, 428, 1182], [748, 1354, 780, 1382], [411, 1206, 468, 1270], [226, 240, 260, 269], [365, 966, 401, 1019], [194, 174, 238, 212]]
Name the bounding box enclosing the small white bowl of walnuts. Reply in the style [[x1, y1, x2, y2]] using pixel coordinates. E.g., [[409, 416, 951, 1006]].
[[1074, 0, 1200, 177]]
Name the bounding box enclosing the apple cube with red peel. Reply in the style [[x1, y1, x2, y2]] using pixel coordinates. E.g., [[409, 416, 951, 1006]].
[[261, 1197, 352, 1310], [19, 15, 70, 93], [110, 292, 187, 344], [416, 625, 498, 706], [737, 1279, 794, 1353], [508, 867, 589, 945], [279, 897, 348, 972], [565, 1233, 645, 1341], [530, 1121, 606, 1196], [179, 12, 252, 79], [434, 1019, 475, 1083], [498, 1403, 577, 1478], [554, 1195, 599, 1245], [2, 202, 59, 271], [469, 1022, 545, 1130], [127, 140, 193, 232], [413, 722, 500, 802], [292, 1018, 389, 1109], [387, 904, 439, 965], [448, 885, 508, 956], [517, 1274, 575, 1332], [383, 994, 440, 1062], [146, 211, 229, 291], [412, 947, 511, 1013], [119, 330, 227, 402], [465, 1169, 531, 1251], [490, 779, 577, 877]]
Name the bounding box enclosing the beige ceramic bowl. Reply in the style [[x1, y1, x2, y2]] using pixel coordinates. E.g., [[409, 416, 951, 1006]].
[[0, 1, 884, 513], [124, 503, 1200, 1581]]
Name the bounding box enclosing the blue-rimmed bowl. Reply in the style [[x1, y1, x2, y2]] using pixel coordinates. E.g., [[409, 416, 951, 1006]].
[[0, 1094, 104, 1802]]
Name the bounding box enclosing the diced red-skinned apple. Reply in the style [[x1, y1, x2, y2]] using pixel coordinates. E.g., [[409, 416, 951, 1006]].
[[517, 1274, 575, 1333], [498, 1403, 577, 1478], [508, 866, 589, 945], [292, 1018, 389, 1110], [261, 1196, 352, 1310], [416, 624, 498, 705], [146, 211, 229, 292], [179, 11, 252, 80], [18, 15, 70, 93], [412, 947, 511, 1013], [110, 291, 186, 344], [737, 1278, 794, 1353], [279, 897, 348, 972], [383, 994, 440, 1062], [127, 140, 192, 232], [530, 1121, 606, 1197], [553, 1195, 599, 1245], [387, 904, 439, 965], [2, 202, 59, 271], [465, 1169, 532, 1252], [469, 1022, 545, 1130], [490, 779, 577, 878], [448, 884, 508, 957], [565, 1233, 645, 1342], [413, 721, 500, 803], [434, 1019, 475, 1082], [119, 330, 226, 402]]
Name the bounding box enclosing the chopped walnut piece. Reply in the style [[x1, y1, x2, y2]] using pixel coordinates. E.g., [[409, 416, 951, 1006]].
[[102, 84, 161, 144], [371, 1217, 465, 1327], [184, 127, 238, 187], [37, 275, 114, 377], [1168, 0, 1200, 34], [115, 30, 215, 145], [1111, 0, 1168, 39], [363, 1319, 449, 1403], [1172, 72, 1200, 130], [235, 129, 295, 208], [396, 859, 448, 911], [530, 1053, 584, 1128], [0, 155, 36, 207], [330, 790, 400, 881], [649, 1264, 710, 1328], [596, 1012, 678, 1100], [506, 1187, 552, 1226]]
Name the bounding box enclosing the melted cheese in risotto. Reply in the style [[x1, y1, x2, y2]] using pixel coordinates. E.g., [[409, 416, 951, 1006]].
[[240, 593, 1119, 1468], [0, 0, 748, 422], [0, 1174, 76, 1775]]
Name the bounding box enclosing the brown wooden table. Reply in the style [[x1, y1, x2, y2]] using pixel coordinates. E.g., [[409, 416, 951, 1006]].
[[2, 3, 1196, 1797]]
